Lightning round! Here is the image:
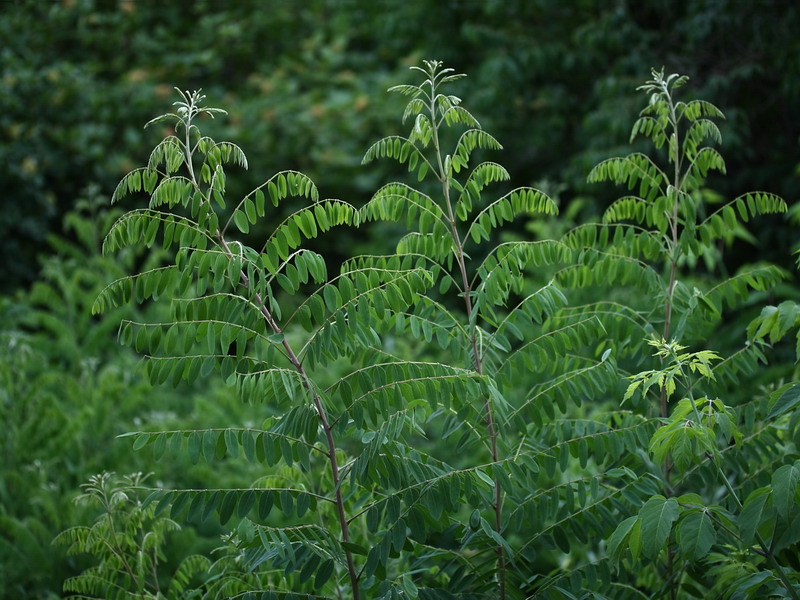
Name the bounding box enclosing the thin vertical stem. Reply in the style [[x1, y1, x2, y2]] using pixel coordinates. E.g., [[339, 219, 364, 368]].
[[220, 238, 361, 599], [658, 78, 684, 600], [180, 108, 360, 600], [660, 81, 683, 426], [428, 73, 506, 600]]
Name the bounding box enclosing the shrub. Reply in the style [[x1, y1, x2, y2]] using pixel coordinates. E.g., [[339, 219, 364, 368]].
[[76, 66, 800, 600]]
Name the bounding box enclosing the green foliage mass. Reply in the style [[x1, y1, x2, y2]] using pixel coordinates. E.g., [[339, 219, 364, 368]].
[[2, 3, 800, 598], [0, 193, 279, 597], [43, 63, 799, 600], [2, 1, 798, 291]]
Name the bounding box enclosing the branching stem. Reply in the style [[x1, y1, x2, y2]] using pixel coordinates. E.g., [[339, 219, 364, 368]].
[[180, 107, 361, 600], [658, 73, 684, 600], [678, 374, 800, 600], [428, 75, 506, 600]]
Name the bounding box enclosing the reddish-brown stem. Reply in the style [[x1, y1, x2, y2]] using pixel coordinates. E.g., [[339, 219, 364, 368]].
[[217, 236, 361, 600], [453, 236, 506, 598], [182, 109, 359, 598], [432, 116, 505, 596]]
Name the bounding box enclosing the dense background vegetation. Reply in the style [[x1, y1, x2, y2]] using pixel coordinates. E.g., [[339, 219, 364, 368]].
[[2, 1, 799, 598], [3, 0, 799, 291]]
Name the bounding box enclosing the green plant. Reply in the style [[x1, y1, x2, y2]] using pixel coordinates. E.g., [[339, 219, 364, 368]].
[[91, 88, 450, 599], [0, 195, 175, 600], [74, 66, 800, 600], [358, 60, 636, 599], [55, 472, 209, 599], [566, 69, 799, 598]]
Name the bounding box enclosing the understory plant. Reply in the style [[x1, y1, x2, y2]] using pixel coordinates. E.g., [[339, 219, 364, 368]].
[[0, 193, 177, 599], [55, 472, 209, 599], [68, 66, 800, 600], [562, 69, 799, 598], [357, 60, 635, 599]]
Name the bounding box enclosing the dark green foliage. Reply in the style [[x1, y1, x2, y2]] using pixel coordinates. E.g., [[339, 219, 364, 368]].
[[0, 183, 272, 600], [572, 69, 799, 599], [33, 63, 800, 600], [2, 2, 798, 597], [3, 1, 799, 293], [54, 473, 210, 599], [0, 195, 238, 598], [97, 61, 800, 600], [0, 196, 159, 598]]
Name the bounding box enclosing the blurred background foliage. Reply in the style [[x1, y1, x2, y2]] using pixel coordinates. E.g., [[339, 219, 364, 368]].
[[3, 0, 798, 292], [1, 0, 799, 597]]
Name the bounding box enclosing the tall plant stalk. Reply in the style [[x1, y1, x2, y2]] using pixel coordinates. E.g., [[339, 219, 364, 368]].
[[94, 89, 383, 598], [654, 70, 686, 600], [361, 60, 565, 598], [178, 95, 361, 600], [426, 72, 506, 598], [592, 69, 791, 599]]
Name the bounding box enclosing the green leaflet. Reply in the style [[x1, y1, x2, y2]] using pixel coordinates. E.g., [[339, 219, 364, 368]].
[[639, 495, 680, 560], [608, 516, 640, 568], [739, 487, 773, 546], [676, 509, 716, 560], [772, 462, 800, 519], [766, 383, 800, 420]]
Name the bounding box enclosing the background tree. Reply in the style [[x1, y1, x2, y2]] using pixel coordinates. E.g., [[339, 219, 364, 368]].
[[2, 0, 797, 289]]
